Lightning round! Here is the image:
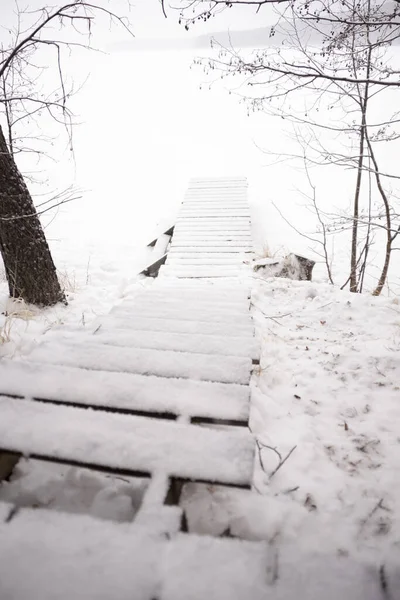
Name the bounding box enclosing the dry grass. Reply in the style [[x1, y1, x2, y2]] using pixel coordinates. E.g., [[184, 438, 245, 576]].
[[0, 316, 13, 345], [256, 244, 286, 260], [57, 269, 79, 293]]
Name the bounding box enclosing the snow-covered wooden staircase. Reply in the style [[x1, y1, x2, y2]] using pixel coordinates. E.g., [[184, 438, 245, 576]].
[[0, 177, 268, 599], [162, 176, 252, 278]]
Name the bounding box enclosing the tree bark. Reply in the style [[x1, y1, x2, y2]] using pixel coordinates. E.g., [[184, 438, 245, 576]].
[[0, 125, 65, 306]]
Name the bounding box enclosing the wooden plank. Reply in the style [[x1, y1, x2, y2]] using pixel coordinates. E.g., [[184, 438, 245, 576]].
[[175, 220, 251, 226], [29, 341, 253, 385], [183, 202, 247, 206], [99, 315, 254, 337], [0, 360, 250, 421], [168, 248, 250, 254], [173, 231, 251, 237], [185, 186, 247, 190], [92, 329, 258, 359], [116, 296, 250, 314], [174, 225, 251, 231], [0, 508, 273, 600], [139, 253, 168, 277], [172, 234, 250, 239], [165, 255, 247, 262], [172, 236, 252, 242], [133, 289, 250, 305], [166, 258, 242, 265], [177, 215, 250, 223], [183, 200, 248, 204], [170, 241, 251, 248], [113, 302, 251, 323], [0, 396, 255, 486], [173, 229, 252, 233], [181, 207, 248, 212], [163, 271, 241, 279], [181, 210, 248, 214], [185, 188, 247, 192], [179, 213, 250, 218]]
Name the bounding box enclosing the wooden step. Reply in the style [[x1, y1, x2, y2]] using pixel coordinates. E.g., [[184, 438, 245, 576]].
[[168, 247, 250, 254], [29, 342, 253, 385], [98, 315, 253, 337], [91, 328, 258, 358], [182, 203, 248, 208], [0, 396, 255, 485], [166, 258, 242, 265], [173, 225, 251, 232], [0, 506, 274, 600], [133, 287, 250, 304], [0, 360, 250, 421], [128, 292, 249, 309], [112, 302, 251, 324], [172, 232, 252, 237], [162, 269, 242, 279], [171, 238, 251, 248]]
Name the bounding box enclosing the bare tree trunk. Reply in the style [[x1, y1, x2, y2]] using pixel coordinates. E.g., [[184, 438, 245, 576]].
[[349, 119, 365, 293], [366, 134, 392, 297], [0, 125, 65, 306]]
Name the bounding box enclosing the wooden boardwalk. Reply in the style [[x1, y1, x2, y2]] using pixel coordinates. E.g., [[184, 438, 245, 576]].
[[162, 177, 252, 278], [0, 177, 266, 599]]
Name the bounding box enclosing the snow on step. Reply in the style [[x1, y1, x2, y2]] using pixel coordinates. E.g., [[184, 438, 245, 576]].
[[145, 280, 251, 299], [0, 505, 162, 600], [166, 258, 243, 266], [177, 215, 249, 220], [28, 341, 252, 384], [179, 211, 250, 218], [129, 289, 250, 307], [149, 279, 248, 291], [0, 397, 254, 485], [0, 506, 274, 600], [174, 221, 250, 227], [185, 189, 247, 194], [121, 295, 250, 312], [161, 270, 241, 279], [170, 241, 251, 249], [174, 225, 251, 232], [181, 209, 248, 214], [173, 226, 251, 232], [186, 190, 247, 194], [182, 204, 248, 209], [92, 329, 259, 359], [112, 302, 252, 325], [172, 232, 252, 237], [172, 234, 252, 240], [98, 315, 254, 337], [0, 360, 250, 420], [168, 248, 249, 255], [177, 218, 250, 224], [166, 253, 248, 261]]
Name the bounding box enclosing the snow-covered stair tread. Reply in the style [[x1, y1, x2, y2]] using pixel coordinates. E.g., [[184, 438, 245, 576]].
[[161, 268, 243, 279], [129, 289, 250, 306], [28, 341, 252, 384], [0, 397, 254, 485], [89, 329, 259, 358], [123, 327, 250, 356], [0, 360, 250, 420], [98, 315, 254, 337], [0, 505, 274, 600], [112, 303, 252, 325]]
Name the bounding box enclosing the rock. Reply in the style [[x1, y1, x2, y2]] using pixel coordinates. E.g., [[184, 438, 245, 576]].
[[253, 253, 315, 281]]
